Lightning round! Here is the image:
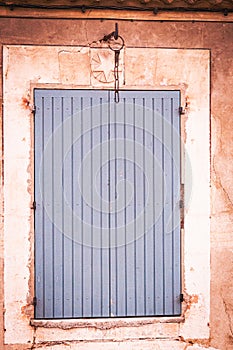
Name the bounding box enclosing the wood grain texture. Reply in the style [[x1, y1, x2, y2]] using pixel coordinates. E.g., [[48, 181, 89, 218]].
[[0, 0, 233, 10]]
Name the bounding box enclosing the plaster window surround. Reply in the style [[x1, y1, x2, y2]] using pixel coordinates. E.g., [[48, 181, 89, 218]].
[[3, 45, 210, 346]]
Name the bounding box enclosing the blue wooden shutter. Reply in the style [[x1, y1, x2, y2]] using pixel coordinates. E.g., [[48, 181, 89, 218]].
[[34, 89, 181, 318]]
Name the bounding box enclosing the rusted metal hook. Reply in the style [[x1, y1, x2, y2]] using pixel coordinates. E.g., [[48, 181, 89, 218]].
[[102, 23, 119, 42]]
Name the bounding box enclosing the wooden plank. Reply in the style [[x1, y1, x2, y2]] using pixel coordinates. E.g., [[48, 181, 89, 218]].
[[0, 7, 232, 22]]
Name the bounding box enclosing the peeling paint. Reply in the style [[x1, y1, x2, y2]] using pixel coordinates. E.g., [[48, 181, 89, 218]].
[[21, 95, 35, 114], [182, 293, 199, 312], [21, 303, 34, 318], [21, 97, 30, 110], [179, 336, 211, 347]]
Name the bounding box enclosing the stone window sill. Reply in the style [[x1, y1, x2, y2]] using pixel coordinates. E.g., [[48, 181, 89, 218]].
[[30, 316, 184, 330]]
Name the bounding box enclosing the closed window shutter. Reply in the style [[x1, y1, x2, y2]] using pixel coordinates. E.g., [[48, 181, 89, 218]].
[[34, 89, 181, 318]]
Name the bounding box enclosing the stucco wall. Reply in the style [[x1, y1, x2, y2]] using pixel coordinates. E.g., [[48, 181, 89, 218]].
[[0, 16, 232, 350]]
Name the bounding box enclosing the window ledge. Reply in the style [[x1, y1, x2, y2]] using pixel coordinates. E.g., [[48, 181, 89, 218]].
[[30, 316, 184, 330]]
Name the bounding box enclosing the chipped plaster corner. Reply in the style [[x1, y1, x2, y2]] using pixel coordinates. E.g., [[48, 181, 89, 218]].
[[3, 45, 210, 347]]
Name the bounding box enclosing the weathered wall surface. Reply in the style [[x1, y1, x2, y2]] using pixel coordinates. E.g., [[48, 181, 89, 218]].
[[0, 17, 232, 350], [2, 43, 211, 349]]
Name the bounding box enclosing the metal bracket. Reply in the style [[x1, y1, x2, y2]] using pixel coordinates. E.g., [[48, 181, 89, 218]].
[[30, 104, 36, 114], [179, 106, 185, 115], [31, 201, 36, 210], [180, 294, 184, 303], [32, 297, 37, 306], [114, 23, 118, 40], [103, 23, 119, 42]]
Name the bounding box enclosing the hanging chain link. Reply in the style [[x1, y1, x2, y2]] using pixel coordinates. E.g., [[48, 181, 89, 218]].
[[96, 24, 124, 103], [108, 28, 124, 103], [114, 50, 120, 103]]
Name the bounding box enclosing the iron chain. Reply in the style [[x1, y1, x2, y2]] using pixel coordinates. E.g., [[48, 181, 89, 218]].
[[107, 30, 124, 103], [114, 50, 120, 103]]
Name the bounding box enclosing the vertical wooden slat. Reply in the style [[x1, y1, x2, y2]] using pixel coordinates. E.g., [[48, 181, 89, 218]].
[[109, 102, 117, 317], [154, 96, 164, 315], [144, 98, 155, 315], [101, 94, 110, 317], [125, 97, 136, 316], [72, 96, 83, 317], [43, 95, 54, 318], [115, 99, 127, 317], [172, 94, 181, 315], [82, 96, 92, 317], [53, 96, 63, 318], [135, 96, 146, 316], [34, 91, 44, 318], [63, 96, 73, 317], [92, 97, 103, 317], [163, 96, 174, 315]]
